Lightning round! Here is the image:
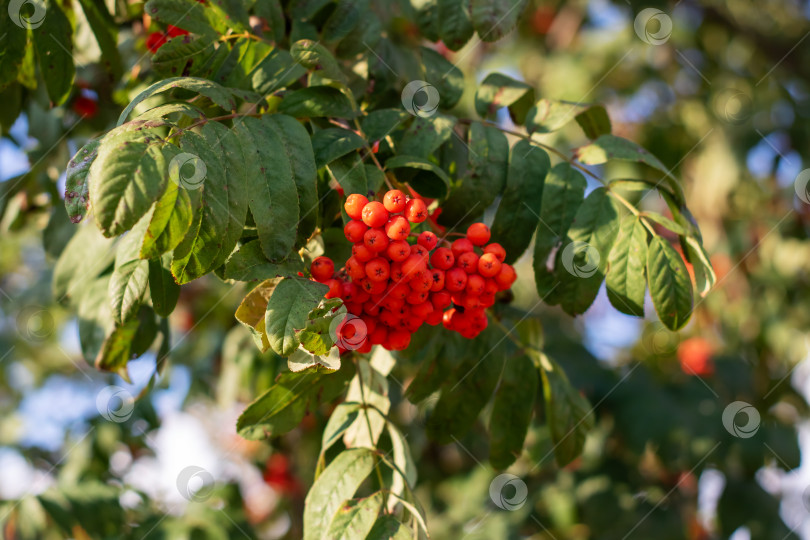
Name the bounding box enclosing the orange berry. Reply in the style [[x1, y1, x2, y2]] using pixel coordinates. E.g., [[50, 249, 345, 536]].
[[411, 301, 433, 319], [461, 293, 482, 310], [451, 238, 474, 258], [386, 240, 411, 262], [362, 201, 389, 228], [310, 257, 334, 282], [385, 215, 411, 240], [405, 199, 428, 223], [409, 274, 432, 293], [467, 223, 490, 246], [385, 330, 411, 350], [484, 243, 506, 262], [417, 231, 438, 250], [494, 264, 517, 290], [365, 257, 390, 282], [368, 325, 388, 345], [352, 243, 375, 262], [445, 267, 468, 292], [363, 228, 389, 252], [466, 274, 485, 296], [344, 220, 368, 243], [324, 278, 342, 299], [457, 251, 480, 274], [410, 244, 429, 259], [478, 252, 503, 278], [430, 247, 454, 270], [345, 256, 366, 280], [401, 254, 427, 279], [383, 189, 407, 213], [344, 194, 369, 220]]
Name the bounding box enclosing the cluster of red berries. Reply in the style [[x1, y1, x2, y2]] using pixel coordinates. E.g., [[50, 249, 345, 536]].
[[309, 190, 517, 352]]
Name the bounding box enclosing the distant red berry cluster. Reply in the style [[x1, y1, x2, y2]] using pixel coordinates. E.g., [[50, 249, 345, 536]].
[[309, 190, 517, 353]]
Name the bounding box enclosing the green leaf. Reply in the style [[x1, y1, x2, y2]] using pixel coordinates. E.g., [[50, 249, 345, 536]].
[[95, 319, 140, 380], [322, 0, 369, 45], [237, 364, 354, 439], [475, 72, 534, 124], [526, 99, 585, 133], [647, 235, 694, 331], [641, 211, 687, 235], [117, 77, 238, 125], [235, 278, 279, 352], [78, 277, 113, 363], [144, 0, 221, 38], [151, 34, 216, 78], [574, 104, 611, 139], [684, 235, 716, 297], [388, 422, 417, 500], [325, 492, 384, 540], [32, 0, 74, 105], [304, 448, 376, 540], [0, 1, 28, 89], [397, 114, 455, 158], [265, 278, 329, 357], [470, 0, 528, 42], [385, 155, 451, 199], [148, 256, 180, 317], [412, 0, 440, 42], [402, 326, 456, 403], [224, 240, 305, 281], [426, 327, 506, 443], [264, 114, 319, 246], [254, 0, 285, 42], [169, 128, 232, 283], [140, 173, 194, 259], [77, 0, 123, 78], [335, 9, 382, 58], [279, 86, 356, 118], [65, 138, 100, 224], [605, 216, 648, 317], [438, 122, 508, 228], [312, 128, 367, 169], [437, 0, 474, 51], [317, 402, 362, 474], [328, 152, 368, 197], [366, 515, 414, 540], [489, 354, 537, 469], [109, 259, 149, 325], [53, 224, 116, 303], [238, 116, 299, 261], [535, 352, 594, 467], [555, 187, 620, 316], [490, 140, 549, 263], [574, 134, 685, 202], [421, 47, 464, 109], [88, 122, 178, 237], [250, 47, 306, 94], [361, 109, 408, 142], [532, 163, 586, 300]]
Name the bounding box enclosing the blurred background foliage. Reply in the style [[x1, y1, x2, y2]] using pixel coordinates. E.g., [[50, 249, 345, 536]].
[[1, 0, 810, 538]]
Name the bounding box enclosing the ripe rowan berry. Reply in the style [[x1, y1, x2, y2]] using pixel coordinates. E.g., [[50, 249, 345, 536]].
[[430, 247, 454, 270], [344, 220, 368, 243], [344, 194, 369, 220], [457, 251, 480, 274], [362, 201, 389, 228], [388, 283, 410, 300], [411, 301, 433, 319], [451, 238, 474, 258], [478, 252, 503, 278], [352, 243, 375, 262], [405, 199, 428, 223], [429, 268, 445, 292], [364, 228, 389, 252], [409, 274, 432, 293], [368, 325, 388, 345], [494, 264, 517, 289], [401, 255, 427, 279], [383, 189, 407, 213], [345, 256, 366, 280], [417, 231, 438, 250], [466, 274, 485, 296], [390, 261, 406, 281], [365, 257, 390, 282], [483, 243, 506, 262], [431, 290, 452, 310], [445, 267, 468, 292], [324, 278, 342, 299], [425, 309, 444, 326], [461, 294, 482, 310], [385, 215, 411, 240], [364, 301, 381, 316], [341, 281, 360, 302], [310, 257, 334, 282], [385, 330, 412, 351], [406, 289, 429, 305], [467, 223, 491, 246], [410, 244, 429, 259], [386, 240, 411, 262]]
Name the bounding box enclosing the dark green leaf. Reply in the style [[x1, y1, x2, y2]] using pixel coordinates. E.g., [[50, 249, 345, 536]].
[[117, 77, 237, 125], [325, 492, 384, 540], [366, 515, 414, 540], [397, 114, 455, 158], [32, 0, 74, 105], [304, 448, 377, 540], [328, 152, 368, 197], [574, 104, 611, 139], [490, 140, 549, 263], [641, 211, 687, 235], [224, 241, 305, 281], [279, 86, 356, 118], [265, 277, 329, 357], [526, 99, 587, 134], [322, 0, 369, 45], [78, 277, 113, 362], [95, 319, 140, 380], [385, 155, 451, 199], [421, 47, 464, 109], [250, 47, 306, 94], [148, 256, 180, 317], [144, 0, 221, 38], [65, 138, 100, 224], [647, 235, 694, 331], [76, 0, 122, 77], [140, 178, 194, 259], [291, 39, 344, 81], [684, 235, 715, 297], [53, 224, 115, 302], [475, 72, 534, 124], [254, 0, 285, 42], [312, 128, 367, 169], [151, 34, 216, 78], [109, 259, 149, 325], [0, 1, 28, 89], [605, 216, 648, 317], [470, 0, 528, 42], [555, 187, 620, 316], [489, 354, 537, 469], [361, 109, 408, 142], [437, 0, 474, 51]]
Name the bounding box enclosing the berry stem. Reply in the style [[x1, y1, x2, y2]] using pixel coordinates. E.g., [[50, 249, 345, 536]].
[[353, 118, 395, 191]]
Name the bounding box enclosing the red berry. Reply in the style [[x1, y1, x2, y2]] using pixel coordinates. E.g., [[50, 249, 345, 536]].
[[341, 281, 360, 302], [352, 243, 375, 262], [484, 243, 506, 262], [445, 268, 468, 292], [363, 228, 389, 252], [467, 223, 491, 246], [409, 274, 432, 293], [388, 283, 410, 300], [456, 251, 480, 274], [429, 269, 445, 292], [466, 274, 485, 296], [324, 279, 342, 299], [425, 310, 444, 326], [451, 238, 474, 258], [430, 247, 454, 270], [344, 220, 368, 243], [346, 256, 366, 280], [494, 264, 517, 289], [344, 194, 369, 220], [431, 290, 452, 310], [401, 255, 427, 280], [406, 289, 429, 305], [386, 240, 411, 262], [385, 215, 411, 240], [364, 301, 382, 316], [405, 199, 428, 223], [411, 301, 433, 319], [442, 308, 457, 330], [478, 252, 503, 278], [383, 189, 407, 213], [72, 96, 98, 118], [362, 201, 389, 228], [410, 244, 429, 259], [365, 257, 391, 282], [417, 231, 438, 251], [461, 294, 482, 310], [167, 25, 189, 37], [385, 330, 411, 351], [146, 31, 168, 52], [310, 257, 334, 282], [368, 325, 388, 345]]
